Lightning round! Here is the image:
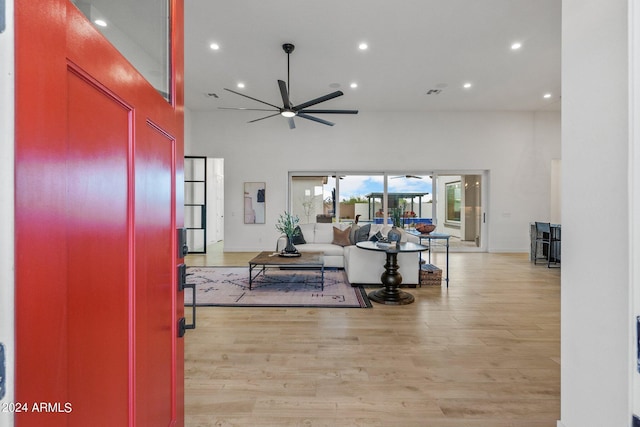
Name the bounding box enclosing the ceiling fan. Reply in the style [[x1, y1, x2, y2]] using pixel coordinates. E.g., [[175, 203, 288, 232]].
[[391, 175, 424, 179], [220, 43, 358, 129]]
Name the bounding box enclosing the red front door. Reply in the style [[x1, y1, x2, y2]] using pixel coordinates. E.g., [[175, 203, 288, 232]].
[[14, 1, 184, 426]]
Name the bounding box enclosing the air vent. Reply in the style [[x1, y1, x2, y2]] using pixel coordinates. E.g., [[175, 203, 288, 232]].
[[205, 93, 219, 98], [426, 89, 442, 95]]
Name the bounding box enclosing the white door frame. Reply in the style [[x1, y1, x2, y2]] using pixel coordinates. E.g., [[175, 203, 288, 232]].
[[0, 1, 16, 425]]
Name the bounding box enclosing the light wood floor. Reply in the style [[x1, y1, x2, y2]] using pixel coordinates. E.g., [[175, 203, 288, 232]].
[[184, 246, 560, 427]]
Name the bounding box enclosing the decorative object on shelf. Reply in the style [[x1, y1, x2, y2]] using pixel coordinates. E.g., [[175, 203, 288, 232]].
[[276, 211, 301, 254], [416, 223, 436, 234]]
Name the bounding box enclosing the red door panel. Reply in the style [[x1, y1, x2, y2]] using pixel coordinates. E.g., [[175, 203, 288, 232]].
[[15, 1, 185, 425], [66, 66, 132, 426], [135, 122, 176, 426]]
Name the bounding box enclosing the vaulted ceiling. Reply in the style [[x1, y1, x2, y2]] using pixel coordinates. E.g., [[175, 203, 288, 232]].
[[184, 0, 561, 114]]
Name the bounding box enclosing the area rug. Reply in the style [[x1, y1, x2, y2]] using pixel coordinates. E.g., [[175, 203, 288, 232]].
[[185, 266, 371, 308]]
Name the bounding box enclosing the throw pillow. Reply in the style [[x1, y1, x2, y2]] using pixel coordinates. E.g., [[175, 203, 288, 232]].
[[369, 230, 384, 242], [355, 224, 371, 242], [332, 226, 352, 247], [291, 226, 306, 245]]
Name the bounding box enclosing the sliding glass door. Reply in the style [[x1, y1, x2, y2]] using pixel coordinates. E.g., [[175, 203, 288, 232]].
[[289, 172, 433, 226], [433, 172, 485, 250], [290, 174, 385, 224], [290, 171, 486, 251]]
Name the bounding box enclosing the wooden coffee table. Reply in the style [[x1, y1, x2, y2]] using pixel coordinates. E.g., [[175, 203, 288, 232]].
[[248, 251, 325, 290]]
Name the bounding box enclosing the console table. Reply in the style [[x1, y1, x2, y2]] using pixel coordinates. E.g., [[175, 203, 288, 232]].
[[355, 241, 427, 305], [408, 231, 450, 287]]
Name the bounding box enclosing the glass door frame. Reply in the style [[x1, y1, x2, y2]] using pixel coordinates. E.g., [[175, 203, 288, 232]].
[[184, 156, 207, 254], [431, 170, 488, 252]]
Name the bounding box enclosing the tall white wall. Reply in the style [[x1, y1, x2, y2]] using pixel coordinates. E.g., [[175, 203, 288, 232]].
[[631, 0, 640, 419], [186, 109, 560, 252], [0, 0, 15, 425], [561, 0, 631, 425]]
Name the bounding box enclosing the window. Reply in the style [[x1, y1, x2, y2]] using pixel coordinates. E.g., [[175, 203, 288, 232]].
[[289, 172, 432, 226], [70, 0, 172, 102]]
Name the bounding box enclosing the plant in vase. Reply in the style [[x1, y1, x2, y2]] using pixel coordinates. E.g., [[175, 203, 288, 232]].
[[275, 211, 301, 254], [388, 207, 404, 243]]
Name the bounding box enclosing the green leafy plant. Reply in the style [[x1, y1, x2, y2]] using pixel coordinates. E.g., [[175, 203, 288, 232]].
[[390, 207, 404, 228], [275, 211, 300, 237]]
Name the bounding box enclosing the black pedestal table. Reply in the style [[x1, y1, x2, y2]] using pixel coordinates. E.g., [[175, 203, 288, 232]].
[[355, 241, 428, 305]]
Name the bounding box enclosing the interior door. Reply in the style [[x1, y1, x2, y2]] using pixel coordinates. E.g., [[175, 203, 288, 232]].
[[14, 1, 184, 426]]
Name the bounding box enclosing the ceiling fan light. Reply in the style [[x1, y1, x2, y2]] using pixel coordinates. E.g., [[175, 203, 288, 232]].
[[281, 110, 296, 118]]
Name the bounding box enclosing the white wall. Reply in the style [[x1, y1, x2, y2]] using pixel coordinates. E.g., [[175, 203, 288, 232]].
[[0, 0, 15, 425], [186, 110, 561, 252], [632, 0, 640, 419], [206, 158, 224, 244], [561, 0, 631, 426]]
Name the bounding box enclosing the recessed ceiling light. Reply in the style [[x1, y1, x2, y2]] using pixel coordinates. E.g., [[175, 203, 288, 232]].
[[237, 83, 245, 89], [350, 83, 358, 89], [94, 19, 107, 27], [511, 42, 522, 50], [463, 82, 472, 89], [543, 93, 552, 99], [358, 43, 368, 50], [210, 43, 220, 50]]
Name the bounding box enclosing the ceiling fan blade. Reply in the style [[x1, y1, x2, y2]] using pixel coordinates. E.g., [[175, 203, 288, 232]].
[[298, 109, 358, 115], [293, 91, 343, 111], [288, 117, 296, 129], [278, 80, 292, 109], [391, 175, 423, 179], [297, 113, 335, 126], [224, 88, 281, 110], [247, 112, 281, 123], [219, 107, 279, 112]]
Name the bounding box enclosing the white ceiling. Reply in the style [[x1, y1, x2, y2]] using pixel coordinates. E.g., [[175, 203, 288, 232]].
[[184, 0, 561, 115]]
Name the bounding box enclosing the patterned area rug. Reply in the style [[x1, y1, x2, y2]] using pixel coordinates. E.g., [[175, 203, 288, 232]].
[[185, 266, 372, 308]]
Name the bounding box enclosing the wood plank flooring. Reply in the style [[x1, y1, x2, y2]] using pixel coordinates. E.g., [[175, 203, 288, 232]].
[[184, 248, 560, 426]]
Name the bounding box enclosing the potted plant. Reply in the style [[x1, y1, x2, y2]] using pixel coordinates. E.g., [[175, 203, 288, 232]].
[[275, 211, 301, 254]]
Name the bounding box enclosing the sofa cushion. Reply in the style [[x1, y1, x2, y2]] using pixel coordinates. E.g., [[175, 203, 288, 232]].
[[299, 223, 317, 243], [332, 226, 352, 246], [349, 224, 360, 245], [298, 243, 345, 257], [314, 222, 335, 243]]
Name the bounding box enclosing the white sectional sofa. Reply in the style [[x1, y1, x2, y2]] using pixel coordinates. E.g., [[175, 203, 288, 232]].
[[276, 222, 420, 285]]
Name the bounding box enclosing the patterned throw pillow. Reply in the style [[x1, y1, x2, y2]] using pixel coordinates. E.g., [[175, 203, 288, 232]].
[[369, 230, 384, 242]]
